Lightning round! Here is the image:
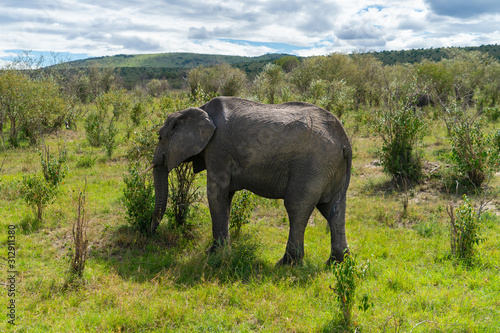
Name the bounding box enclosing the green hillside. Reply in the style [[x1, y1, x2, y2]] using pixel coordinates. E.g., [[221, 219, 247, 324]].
[[64, 53, 289, 89], [371, 44, 500, 65], [69, 52, 289, 69], [62, 45, 500, 89]]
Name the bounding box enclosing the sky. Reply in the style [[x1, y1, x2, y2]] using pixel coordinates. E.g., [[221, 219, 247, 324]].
[[1, 0, 500, 65]]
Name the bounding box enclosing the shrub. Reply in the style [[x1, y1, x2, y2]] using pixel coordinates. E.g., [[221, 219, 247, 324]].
[[122, 164, 155, 234], [76, 154, 97, 168], [374, 106, 427, 184], [84, 111, 105, 147], [0, 71, 68, 146], [166, 162, 199, 230], [484, 106, 500, 122], [130, 101, 145, 126], [72, 182, 89, 277], [328, 252, 370, 331], [84, 108, 118, 157], [230, 190, 254, 237], [39, 145, 67, 187], [444, 104, 500, 188], [20, 174, 57, 222], [307, 79, 354, 118], [103, 120, 117, 158], [187, 64, 247, 100], [447, 195, 484, 265], [493, 130, 500, 154], [253, 63, 286, 104]]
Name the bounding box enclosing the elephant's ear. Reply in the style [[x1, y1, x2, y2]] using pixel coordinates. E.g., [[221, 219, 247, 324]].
[[167, 108, 215, 172]]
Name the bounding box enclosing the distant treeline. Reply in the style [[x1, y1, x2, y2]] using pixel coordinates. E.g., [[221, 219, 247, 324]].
[[370, 44, 500, 65], [57, 45, 500, 89]]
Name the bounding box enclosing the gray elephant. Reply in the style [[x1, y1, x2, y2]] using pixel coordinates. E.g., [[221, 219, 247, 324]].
[[410, 93, 434, 109], [148, 97, 352, 265]]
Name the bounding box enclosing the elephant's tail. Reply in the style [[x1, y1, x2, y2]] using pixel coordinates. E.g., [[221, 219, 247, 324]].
[[330, 145, 352, 220], [340, 145, 352, 202]]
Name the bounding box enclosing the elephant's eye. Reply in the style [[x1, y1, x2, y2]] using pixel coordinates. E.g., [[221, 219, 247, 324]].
[[158, 135, 162, 141]]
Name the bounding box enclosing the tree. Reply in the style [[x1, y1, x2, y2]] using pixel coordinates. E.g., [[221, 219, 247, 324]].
[[443, 50, 493, 109], [0, 71, 68, 146], [146, 79, 169, 97], [253, 63, 286, 104], [187, 64, 247, 100], [274, 56, 300, 73]]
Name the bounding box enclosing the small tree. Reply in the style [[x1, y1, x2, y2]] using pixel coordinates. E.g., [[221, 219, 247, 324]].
[[307, 79, 354, 118], [39, 145, 67, 187], [0, 70, 68, 146], [328, 252, 370, 332], [230, 190, 254, 237], [447, 195, 484, 265], [20, 174, 57, 221], [167, 162, 199, 230], [84, 91, 121, 157], [374, 105, 427, 184], [444, 104, 500, 189], [122, 163, 155, 234], [72, 181, 89, 276], [187, 64, 247, 100], [253, 63, 286, 104]]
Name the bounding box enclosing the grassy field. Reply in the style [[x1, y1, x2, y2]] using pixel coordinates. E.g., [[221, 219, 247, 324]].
[[1, 105, 499, 332]]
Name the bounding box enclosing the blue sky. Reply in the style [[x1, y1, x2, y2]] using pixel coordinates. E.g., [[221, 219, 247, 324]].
[[1, 0, 500, 65]]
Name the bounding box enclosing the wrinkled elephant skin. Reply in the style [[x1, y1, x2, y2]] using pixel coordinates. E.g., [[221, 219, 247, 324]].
[[151, 97, 352, 265]]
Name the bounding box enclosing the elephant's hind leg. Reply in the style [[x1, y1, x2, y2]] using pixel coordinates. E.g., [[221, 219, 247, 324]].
[[277, 194, 318, 266], [317, 197, 349, 265]]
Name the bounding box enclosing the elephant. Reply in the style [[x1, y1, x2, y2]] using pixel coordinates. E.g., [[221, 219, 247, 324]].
[[409, 93, 434, 109], [147, 96, 352, 265]]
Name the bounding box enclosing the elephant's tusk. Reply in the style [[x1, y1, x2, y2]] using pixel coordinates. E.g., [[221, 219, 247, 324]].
[[139, 163, 155, 175]]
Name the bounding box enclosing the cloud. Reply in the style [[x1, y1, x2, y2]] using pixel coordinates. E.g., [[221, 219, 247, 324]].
[[425, 0, 500, 18], [1, 0, 500, 59]]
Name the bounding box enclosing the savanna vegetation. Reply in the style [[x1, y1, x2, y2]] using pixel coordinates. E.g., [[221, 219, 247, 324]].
[[1, 47, 499, 332]]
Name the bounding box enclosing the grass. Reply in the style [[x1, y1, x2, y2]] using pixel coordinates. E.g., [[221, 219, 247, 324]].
[[0, 107, 499, 332]]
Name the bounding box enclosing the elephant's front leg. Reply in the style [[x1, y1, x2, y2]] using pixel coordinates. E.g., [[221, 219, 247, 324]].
[[207, 172, 234, 252]]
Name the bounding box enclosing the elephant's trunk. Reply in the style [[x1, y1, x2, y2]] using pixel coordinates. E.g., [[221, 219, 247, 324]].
[[151, 165, 169, 234]]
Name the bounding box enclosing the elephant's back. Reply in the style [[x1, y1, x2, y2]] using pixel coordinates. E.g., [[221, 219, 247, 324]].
[[202, 96, 349, 153]]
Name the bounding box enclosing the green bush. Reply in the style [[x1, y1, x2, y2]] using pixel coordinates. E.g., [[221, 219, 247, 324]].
[[307, 79, 354, 118], [103, 120, 117, 158], [230, 190, 254, 237], [39, 146, 67, 187], [444, 105, 500, 188], [166, 162, 199, 230], [20, 174, 57, 222], [84, 109, 118, 157], [448, 195, 484, 265], [493, 130, 500, 155], [84, 111, 105, 147], [484, 106, 500, 122], [122, 164, 155, 234], [0, 70, 68, 146], [328, 253, 370, 331], [76, 154, 97, 168], [374, 106, 426, 184], [130, 101, 145, 126]]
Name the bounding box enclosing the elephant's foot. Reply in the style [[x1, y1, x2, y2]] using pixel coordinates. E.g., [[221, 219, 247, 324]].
[[326, 248, 350, 266], [276, 252, 303, 267], [207, 238, 229, 254], [150, 221, 160, 235]]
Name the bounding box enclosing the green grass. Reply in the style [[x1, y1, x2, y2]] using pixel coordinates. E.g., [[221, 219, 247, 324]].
[[1, 105, 499, 332]]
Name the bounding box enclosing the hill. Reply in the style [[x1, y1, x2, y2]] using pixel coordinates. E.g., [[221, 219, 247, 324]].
[[370, 44, 500, 65], [65, 53, 290, 89], [62, 45, 500, 89]]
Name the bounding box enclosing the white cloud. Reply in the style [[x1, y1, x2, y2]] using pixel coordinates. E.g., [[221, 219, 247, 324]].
[[1, 0, 499, 59]]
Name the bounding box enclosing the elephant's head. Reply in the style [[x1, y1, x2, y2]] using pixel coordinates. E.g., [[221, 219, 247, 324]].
[[150, 107, 215, 233]]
